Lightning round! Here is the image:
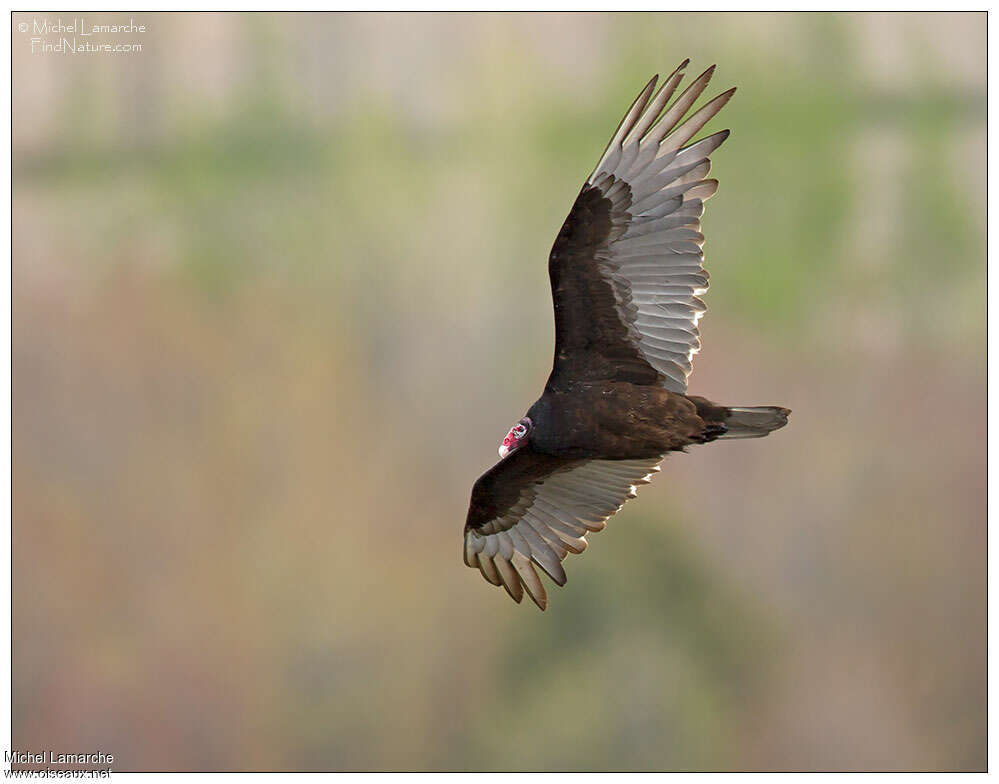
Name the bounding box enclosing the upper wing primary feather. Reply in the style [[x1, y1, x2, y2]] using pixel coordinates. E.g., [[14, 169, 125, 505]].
[[547, 62, 734, 393]]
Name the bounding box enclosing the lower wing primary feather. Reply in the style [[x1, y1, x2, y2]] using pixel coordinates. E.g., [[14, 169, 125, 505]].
[[464, 449, 663, 609]]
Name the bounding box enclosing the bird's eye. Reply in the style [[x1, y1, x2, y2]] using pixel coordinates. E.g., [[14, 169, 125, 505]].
[[512, 425, 527, 438]]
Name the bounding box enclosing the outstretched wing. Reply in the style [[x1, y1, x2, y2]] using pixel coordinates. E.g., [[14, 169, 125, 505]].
[[547, 61, 734, 393], [464, 448, 662, 609]]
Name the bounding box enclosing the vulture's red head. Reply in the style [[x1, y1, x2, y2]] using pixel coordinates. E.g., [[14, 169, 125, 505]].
[[499, 417, 532, 459]]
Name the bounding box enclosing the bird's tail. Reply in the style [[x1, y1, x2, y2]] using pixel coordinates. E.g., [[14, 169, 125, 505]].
[[687, 396, 790, 441], [714, 406, 790, 439]]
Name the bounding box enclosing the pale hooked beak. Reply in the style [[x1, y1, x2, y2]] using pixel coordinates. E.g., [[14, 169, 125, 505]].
[[498, 444, 510, 459]]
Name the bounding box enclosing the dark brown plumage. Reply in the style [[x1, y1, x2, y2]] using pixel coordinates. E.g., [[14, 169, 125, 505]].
[[464, 61, 790, 609]]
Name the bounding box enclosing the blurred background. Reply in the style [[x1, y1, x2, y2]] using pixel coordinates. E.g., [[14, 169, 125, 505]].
[[12, 12, 985, 772]]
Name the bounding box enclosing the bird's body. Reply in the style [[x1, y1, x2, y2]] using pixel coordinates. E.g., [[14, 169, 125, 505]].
[[524, 384, 709, 460], [463, 61, 790, 609]]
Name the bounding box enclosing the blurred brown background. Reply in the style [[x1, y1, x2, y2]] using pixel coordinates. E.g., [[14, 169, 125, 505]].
[[12, 12, 985, 772]]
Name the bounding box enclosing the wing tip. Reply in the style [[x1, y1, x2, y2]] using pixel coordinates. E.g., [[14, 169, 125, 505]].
[[538, 558, 568, 587]]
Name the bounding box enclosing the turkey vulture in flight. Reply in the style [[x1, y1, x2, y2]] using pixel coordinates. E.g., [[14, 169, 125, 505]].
[[463, 61, 790, 609]]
